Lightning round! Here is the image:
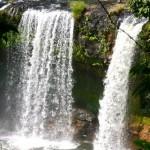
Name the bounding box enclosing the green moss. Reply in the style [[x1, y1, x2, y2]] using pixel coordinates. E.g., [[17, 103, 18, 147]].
[[130, 116, 143, 128], [70, 0, 87, 20], [142, 117, 150, 125], [129, 95, 142, 116], [9, 0, 14, 4]]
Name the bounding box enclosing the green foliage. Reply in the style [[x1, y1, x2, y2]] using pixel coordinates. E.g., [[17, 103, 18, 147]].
[[83, 35, 99, 42], [0, 38, 6, 49], [73, 44, 103, 67], [0, 10, 20, 34], [99, 36, 108, 54], [130, 61, 150, 111], [9, 0, 14, 4], [130, 22, 150, 114], [70, 0, 87, 20], [139, 23, 150, 53], [133, 139, 150, 150], [128, 0, 150, 19], [72, 2, 117, 70], [73, 15, 113, 66], [0, 10, 21, 49]]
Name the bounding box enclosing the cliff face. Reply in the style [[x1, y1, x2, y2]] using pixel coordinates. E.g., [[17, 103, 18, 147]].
[[0, 1, 139, 143], [1, 1, 127, 68], [1, 1, 150, 147], [0, 1, 127, 115], [73, 2, 127, 68]]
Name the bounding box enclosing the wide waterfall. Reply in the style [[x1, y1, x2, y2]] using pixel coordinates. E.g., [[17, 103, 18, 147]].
[[0, 9, 77, 150], [94, 16, 147, 150], [18, 9, 74, 139]]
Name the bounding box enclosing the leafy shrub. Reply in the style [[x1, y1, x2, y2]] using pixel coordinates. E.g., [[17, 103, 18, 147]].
[[133, 139, 150, 150], [70, 0, 87, 20], [73, 44, 103, 67], [130, 22, 150, 114], [0, 10, 21, 50], [128, 0, 150, 19]]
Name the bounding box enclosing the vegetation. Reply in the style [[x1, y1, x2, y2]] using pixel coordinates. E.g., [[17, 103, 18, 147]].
[[130, 22, 150, 116], [133, 139, 150, 150], [0, 10, 21, 49], [72, 2, 117, 68], [129, 21, 150, 148], [0, 10, 20, 36], [73, 44, 105, 67], [108, 3, 126, 15], [128, 0, 150, 19], [70, 0, 87, 20], [9, 0, 14, 4]]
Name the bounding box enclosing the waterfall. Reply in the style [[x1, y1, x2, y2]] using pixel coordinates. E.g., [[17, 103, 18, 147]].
[[0, 9, 77, 150], [94, 15, 147, 150], [17, 9, 74, 140]]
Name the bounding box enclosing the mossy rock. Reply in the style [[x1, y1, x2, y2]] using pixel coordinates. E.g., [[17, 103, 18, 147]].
[[142, 117, 150, 126], [130, 116, 143, 128], [108, 3, 127, 16]]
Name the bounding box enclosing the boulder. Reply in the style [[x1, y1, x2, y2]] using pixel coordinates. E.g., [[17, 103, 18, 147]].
[[73, 108, 96, 122], [72, 108, 98, 141]]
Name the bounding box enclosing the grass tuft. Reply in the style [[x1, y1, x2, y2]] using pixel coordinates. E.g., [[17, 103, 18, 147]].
[[70, 1, 87, 20], [108, 4, 126, 15]]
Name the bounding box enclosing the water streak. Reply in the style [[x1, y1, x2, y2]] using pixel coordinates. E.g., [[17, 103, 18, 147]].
[[0, 3, 10, 10], [94, 15, 147, 150]]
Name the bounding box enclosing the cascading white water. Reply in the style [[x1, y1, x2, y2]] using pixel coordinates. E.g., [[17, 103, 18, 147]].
[[0, 3, 10, 10], [18, 9, 74, 140], [94, 16, 147, 150], [0, 9, 77, 150]]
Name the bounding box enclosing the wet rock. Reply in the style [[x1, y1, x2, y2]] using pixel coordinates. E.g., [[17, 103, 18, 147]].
[[72, 108, 97, 142], [5, 0, 72, 16], [73, 3, 119, 62], [73, 118, 97, 142], [73, 108, 96, 122]]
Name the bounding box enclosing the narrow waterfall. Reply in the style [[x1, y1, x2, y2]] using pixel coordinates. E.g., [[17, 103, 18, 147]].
[[18, 9, 74, 139], [94, 16, 147, 150]]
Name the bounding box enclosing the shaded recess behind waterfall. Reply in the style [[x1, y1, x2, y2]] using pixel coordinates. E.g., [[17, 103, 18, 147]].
[[72, 63, 103, 115]]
